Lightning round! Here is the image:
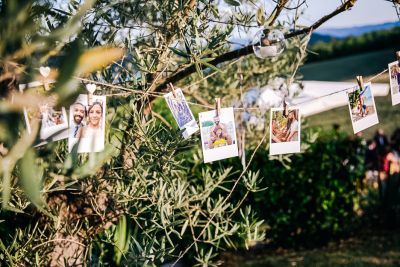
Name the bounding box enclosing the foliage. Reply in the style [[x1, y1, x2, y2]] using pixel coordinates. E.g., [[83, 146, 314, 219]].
[[241, 129, 366, 247], [308, 27, 400, 63], [0, 0, 360, 266]]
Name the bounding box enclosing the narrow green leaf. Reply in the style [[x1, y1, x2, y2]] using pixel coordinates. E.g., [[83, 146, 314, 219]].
[[18, 148, 44, 208]]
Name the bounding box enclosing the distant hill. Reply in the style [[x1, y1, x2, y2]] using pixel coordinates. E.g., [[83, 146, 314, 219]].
[[309, 33, 333, 46], [309, 21, 400, 45]]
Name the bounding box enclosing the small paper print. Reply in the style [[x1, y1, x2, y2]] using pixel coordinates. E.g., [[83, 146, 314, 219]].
[[347, 82, 379, 134], [269, 107, 301, 155], [68, 94, 106, 153], [19, 83, 68, 146], [388, 61, 400, 106], [164, 88, 199, 138], [199, 107, 239, 163]]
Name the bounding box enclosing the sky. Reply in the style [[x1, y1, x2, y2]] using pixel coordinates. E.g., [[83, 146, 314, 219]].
[[298, 0, 399, 29]]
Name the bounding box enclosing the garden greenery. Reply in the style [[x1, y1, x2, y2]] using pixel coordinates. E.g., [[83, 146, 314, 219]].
[[0, 0, 361, 265]]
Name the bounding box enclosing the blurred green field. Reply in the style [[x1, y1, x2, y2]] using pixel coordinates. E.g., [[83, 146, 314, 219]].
[[300, 49, 397, 82], [299, 49, 400, 139]]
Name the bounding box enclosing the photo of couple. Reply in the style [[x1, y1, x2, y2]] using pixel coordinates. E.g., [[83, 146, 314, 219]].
[[388, 61, 400, 105], [271, 109, 299, 143], [20, 84, 69, 145], [347, 82, 379, 134], [207, 116, 233, 149], [69, 94, 106, 153], [199, 107, 238, 163], [269, 108, 301, 155]]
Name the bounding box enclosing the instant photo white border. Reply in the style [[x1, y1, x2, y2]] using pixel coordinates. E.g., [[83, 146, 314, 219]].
[[199, 107, 238, 163], [68, 94, 106, 153], [164, 88, 199, 139], [388, 61, 400, 106], [269, 107, 301, 155], [346, 82, 379, 134], [19, 81, 69, 144]]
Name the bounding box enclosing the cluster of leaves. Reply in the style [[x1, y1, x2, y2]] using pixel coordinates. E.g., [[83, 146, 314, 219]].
[[235, 129, 366, 248], [0, 0, 359, 265], [0, 0, 273, 265]]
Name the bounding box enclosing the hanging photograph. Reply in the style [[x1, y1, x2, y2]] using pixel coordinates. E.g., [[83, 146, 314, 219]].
[[388, 61, 400, 105], [164, 88, 199, 138], [68, 94, 106, 153], [199, 107, 238, 163], [19, 82, 69, 146], [346, 82, 379, 134], [269, 107, 301, 155]]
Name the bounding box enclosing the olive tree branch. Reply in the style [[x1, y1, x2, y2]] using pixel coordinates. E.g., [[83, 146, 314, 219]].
[[153, 0, 357, 93]]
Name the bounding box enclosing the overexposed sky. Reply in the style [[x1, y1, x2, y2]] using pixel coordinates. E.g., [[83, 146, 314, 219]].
[[298, 0, 398, 29]]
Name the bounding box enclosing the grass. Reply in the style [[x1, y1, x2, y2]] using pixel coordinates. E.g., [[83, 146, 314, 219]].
[[300, 49, 397, 82], [221, 228, 400, 267], [299, 48, 400, 139]]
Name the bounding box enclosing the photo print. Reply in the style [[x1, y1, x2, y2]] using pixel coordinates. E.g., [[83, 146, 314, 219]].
[[269, 107, 301, 155], [68, 94, 106, 153], [199, 107, 238, 163], [164, 88, 199, 138], [19, 82, 68, 146], [346, 82, 379, 134], [388, 61, 400, 105]]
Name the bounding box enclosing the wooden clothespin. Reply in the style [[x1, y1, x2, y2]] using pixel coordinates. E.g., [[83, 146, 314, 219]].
[[39, 66, 51, 91], [356, 75, 364, 91], [215, 97, 221, 117], [282, 97, 289, 118], [86, 83, 97, 106], [168, 83, 177, 99], [281, 83, 289, 118]]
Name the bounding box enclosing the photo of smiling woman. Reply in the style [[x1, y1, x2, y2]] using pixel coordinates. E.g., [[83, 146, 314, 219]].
[[79, 101, 103, 138], [68, 95, 106, 153]]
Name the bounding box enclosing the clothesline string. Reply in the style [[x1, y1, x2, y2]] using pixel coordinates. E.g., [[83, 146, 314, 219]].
[[77, 65, 389, 112], [293, 68, 388, 106]]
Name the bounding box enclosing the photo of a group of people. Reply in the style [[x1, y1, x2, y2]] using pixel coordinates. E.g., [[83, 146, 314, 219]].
[[20, 83, 69, 145], [199, 108, 238, 163], [69, 94, 106, 153], [269, 108, 301, 155], [21, 81, 106, 152], [347, 82, 379, 134], [164, 88, 199, 138], [388, 61, 400, 105]]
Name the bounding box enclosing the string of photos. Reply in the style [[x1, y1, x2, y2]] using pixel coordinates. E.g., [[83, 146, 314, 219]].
[[19, 47, 400, 163]]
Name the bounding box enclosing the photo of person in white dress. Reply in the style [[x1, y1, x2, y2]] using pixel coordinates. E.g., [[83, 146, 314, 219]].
[[77, 101, 103, 138], [68, 95, 106, 153]]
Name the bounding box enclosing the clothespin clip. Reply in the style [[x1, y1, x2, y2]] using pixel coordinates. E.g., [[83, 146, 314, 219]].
[[215, 97, 221, 117], [282, 97, 289, 118], [39, 66, 51, 91], [396, 51, 400, 66], [168, 83, 177, 99], [86, 83, 96, 106], [280, 83, 289, 118], [356, 75, 364, 91]]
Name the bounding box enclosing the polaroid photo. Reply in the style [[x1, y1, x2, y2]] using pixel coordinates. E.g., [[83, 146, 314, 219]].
[[269, 107, 301, 155], [388, 61, 400, 106], [68, 94, 106, 153], [199, 107, 238, 163], [346, 82, 379, 134], [164, 88, 199, 138], [19, 82, 68, 146]]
